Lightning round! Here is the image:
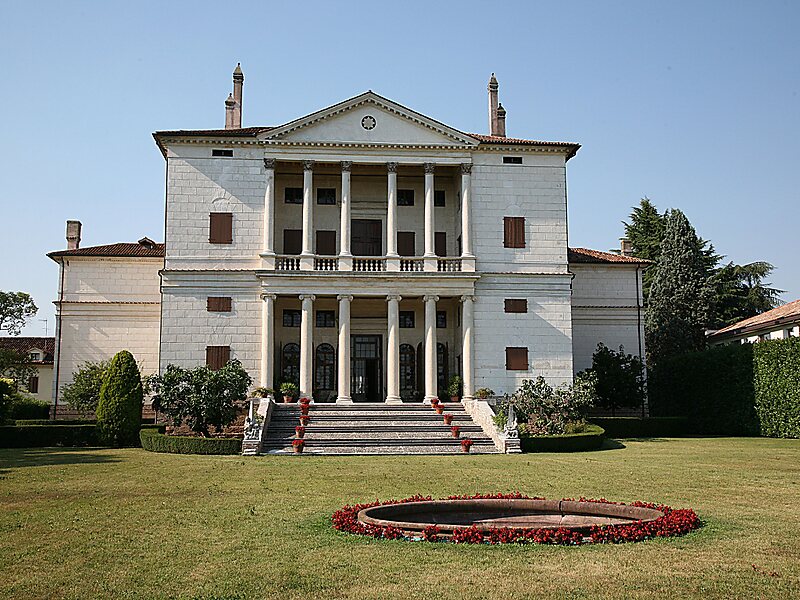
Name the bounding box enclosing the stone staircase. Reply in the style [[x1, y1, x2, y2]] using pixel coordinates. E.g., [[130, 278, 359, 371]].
[[259, 402, 500, 455]]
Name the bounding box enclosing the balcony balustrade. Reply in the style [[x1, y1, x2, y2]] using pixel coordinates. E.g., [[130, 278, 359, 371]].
[[271, 254, 471, 274]]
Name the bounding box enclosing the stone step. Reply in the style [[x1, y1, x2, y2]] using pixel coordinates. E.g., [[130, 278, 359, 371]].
[[264, 445, 497, 455], [267, 424, 486, 433], [261, 437, 496, 448], [267, 431, 490, 442]]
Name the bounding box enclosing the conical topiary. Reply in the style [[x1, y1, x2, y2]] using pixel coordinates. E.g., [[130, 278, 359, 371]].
[[96, 350, 143, 446]]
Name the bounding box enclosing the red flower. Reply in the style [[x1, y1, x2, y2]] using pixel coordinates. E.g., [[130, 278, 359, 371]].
[[295, 426, 305, 438]]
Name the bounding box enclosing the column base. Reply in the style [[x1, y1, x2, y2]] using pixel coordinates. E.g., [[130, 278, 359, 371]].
[[423, 257, 438, 272], [300, 253, 315, 271], [338, 256, 353, 271], [336, 396, 353, 404], [385, 395, 402, 404], [259, 252, 276, 270], [385, 257, 400, 272], [423, 395, 437, 405]]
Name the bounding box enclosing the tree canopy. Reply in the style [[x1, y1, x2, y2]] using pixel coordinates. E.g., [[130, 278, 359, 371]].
[[0, 292, 37, 336]]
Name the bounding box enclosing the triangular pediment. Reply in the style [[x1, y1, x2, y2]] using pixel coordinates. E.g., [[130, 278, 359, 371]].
[[260, 92, 478, 146]]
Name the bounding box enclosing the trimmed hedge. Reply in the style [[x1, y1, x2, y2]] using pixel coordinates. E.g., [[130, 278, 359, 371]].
[[8, 397, 50, 420], [15, 419, 96, 426], [0, 424, 98, 448], [140, 428, 242, 455], [520, 424, 605, 453], [650, 338, 800, 438], [591, 417, 688, 438]]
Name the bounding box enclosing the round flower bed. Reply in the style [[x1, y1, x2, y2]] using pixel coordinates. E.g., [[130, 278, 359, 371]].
[[332, 492, 701, 545]]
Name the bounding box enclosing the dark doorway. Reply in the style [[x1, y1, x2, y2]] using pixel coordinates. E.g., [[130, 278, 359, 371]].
[[352, 335, 383, 402], [352, 219, 382, 256]]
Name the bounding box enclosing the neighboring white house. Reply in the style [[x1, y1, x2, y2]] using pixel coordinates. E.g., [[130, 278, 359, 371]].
[[708, 299, 800, 345], [48, 66, 647, 407], [0, 336, 55, 403]]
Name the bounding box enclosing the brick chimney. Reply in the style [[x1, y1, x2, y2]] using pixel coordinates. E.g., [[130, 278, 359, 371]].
[[619, 238, 633, 257], [225, 94, 236, 129], [496, 103, 507, 138], [488, 73, 499, 136], [232, 63, 244, 128], [66, 220, 82, 250]]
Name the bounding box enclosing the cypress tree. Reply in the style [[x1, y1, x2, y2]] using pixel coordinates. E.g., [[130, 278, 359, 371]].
[[623, 198, 665, 300], [645, 209, 712, 366], [96, 350, 143, 446]]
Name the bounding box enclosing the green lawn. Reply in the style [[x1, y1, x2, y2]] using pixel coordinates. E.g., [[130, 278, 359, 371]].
[[1, 438, 799, 599]]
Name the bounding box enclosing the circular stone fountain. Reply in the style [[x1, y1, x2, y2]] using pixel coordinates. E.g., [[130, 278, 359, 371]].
[[357, 498, 664, 535]]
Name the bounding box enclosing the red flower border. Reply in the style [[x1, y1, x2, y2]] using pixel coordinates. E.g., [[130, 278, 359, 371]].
[[332, 492, 701, 545]]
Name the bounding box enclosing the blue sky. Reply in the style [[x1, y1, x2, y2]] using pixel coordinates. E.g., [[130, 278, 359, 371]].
[[1, 0, 798, 336]]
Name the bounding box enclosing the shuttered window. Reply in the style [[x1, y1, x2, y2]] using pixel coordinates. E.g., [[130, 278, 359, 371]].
[[207, 297, 232, 312], [316, 230, 337, 255], [397, 231, 415, 257], [283, 229, 302, 254], [206, 346, 231, 371], [503, 216, 525, 248], [505, 347, 528, 370], [209, 213, 233, 244], [434, 232, 447, 257], [27, 376, 39, 394], [504, 299, 528, 313]]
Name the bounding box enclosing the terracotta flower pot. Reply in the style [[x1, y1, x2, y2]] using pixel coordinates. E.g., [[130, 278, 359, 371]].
[[293, 443, 304, 454], [300, 405, 310, 415], [461, 440, 473, 453], [450, 395, 459, 403], [295, 427, 305, 439], [435, 406, 444, 415], [283, 395, 293, 403], [443, 414, 453, 425], [299, 416, 310, 425], [451, 426, 461, 438]]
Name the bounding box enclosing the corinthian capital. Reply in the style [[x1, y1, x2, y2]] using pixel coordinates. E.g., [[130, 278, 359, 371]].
[[423, 162, 435, 174], [340, 161, 352, 172], [263, 158, 276, 170], [460, 163, 472, 175], [386, 162, 398, 173], [302, 160, 315, 172]]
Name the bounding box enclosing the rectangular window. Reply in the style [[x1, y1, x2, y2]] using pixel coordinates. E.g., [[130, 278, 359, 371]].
[[398, 189, 414, 206], [434, 232, 447, 257], [436, 310, 447, 328], [317, 188, 336, 205], [29, 352, 41, 361], [503, 216, 525, 248], [283, 229, 302, 255], [397, 231, 415, 256], [316, 230, 337, 255], [27, 376, 39, 394], [434, 190, 446, 207], [207, 297, 233, 312], [209, 212, 233, 244], [399, 311, 415, 328], [316, 310, 336, 328], [206, 346, 231, 371], [212, 149, 233, 157], [284, 187, 303, 204], [503, 156, 523, 164], [505, 347, 528, 370], [283, 309, 301, 327], [504, 299, 528, 313]]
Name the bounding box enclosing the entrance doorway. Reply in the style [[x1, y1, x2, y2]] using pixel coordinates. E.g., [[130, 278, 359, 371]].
[[352, 219, 382, 256], [352, 335, 383, 402]]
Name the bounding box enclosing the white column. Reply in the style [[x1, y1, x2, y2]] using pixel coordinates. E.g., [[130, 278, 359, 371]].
[[460, 295, 475, 401], [423, 163, 436, 257], [299, 294, 315, 399], [460, 163, 473, 258], [300, 160, 314, 269], [337, 294, 353, 403], [260, 293, 276, 389], [423, 294, 439, 403], [262, 158, 276, 257], [339, 161, 352, 255], [386, 294, 402, 403], [386, 162, 398, 257]]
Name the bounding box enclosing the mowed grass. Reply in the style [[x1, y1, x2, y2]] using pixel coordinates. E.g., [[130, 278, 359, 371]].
[[1, 438, 799, 599]]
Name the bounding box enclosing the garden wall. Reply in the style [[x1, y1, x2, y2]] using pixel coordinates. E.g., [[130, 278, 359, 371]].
[[649, 338, 800, 438]]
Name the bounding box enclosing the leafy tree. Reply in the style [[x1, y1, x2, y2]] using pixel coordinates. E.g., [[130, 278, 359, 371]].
[[0, 378, 13, 423], [582, 343, 645, 412], [708, 261, 783, 329], [149, 359, 252, 437], [0, 291, 37, 335], [645, 209, 712, 366], [61, 360, 110, 412], [96, 351, 143, 446], [0, 348, 37, 391]]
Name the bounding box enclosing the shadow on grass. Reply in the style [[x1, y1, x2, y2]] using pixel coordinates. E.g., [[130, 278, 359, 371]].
[[599, 439, 627, 450], [0, 447, 121, 474]]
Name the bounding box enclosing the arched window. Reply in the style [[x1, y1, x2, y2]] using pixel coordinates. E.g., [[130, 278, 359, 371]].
[[437, 342, 449, 395], [399, 343, 416, 394], [314, 343, 336, 392], [281, 343, 300, 386]]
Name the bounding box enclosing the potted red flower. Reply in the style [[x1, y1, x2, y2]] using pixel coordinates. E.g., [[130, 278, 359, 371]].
[[430, 397, 439, 407], [295, 425, 305, 439], [461, 439, 473, 453], [435, 405, 444, 415], [299, 415, 310, 426], [443, 413, 453, 425], [450, 425, 461, 438], [292, 439, 305, 454], [300, 404, 310, 415]]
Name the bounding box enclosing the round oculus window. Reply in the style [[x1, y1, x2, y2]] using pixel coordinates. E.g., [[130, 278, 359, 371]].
[[361, 115, 376, 130]]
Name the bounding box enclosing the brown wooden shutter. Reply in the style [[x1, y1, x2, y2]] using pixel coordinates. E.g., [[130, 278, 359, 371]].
[[434, 232, 447, 257], [283, 229, 302, 254], [504, 299, 528, 313], [397, 232, 415, 256], [504, 217, 525, 248], [316, 230, 337, 255], [207, 297, 232, 312], [505, 347, 528, 370], [206, 346, 231, 371], [209, 213, 233, 244], [28, 376, 39, 393]]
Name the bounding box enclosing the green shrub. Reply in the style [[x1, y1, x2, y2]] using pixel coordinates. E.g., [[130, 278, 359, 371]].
[[520, 424, 605, 453], [591, 417, 688, 438], [753, 338, 800, 438], [0, 424, 98, 448], [61, 360, 109, 412], [0, 378, 13, 423], [581, 343, 645, 411], [8, 396, 50, 420], [96, 351, 144, 447], [15, 419, 95, 426], [139, 429, 242, 455]]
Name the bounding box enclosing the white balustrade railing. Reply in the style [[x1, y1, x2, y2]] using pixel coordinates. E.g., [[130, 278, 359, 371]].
[[437, 258, 462, 272], [353, 257, 387, 272], [314, 257, 339, 271], [400, 257, 425, 272], [275, 255, 301, 271]]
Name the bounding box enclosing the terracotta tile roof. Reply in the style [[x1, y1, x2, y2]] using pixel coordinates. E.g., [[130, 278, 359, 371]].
[[568, 247, 652, 265], [154, 127, 273, 138], [709, 299, 800, 339], [0, 336, 55, 363], [48, 242, 165, 259], [468, 133, 580, 149]]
